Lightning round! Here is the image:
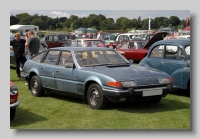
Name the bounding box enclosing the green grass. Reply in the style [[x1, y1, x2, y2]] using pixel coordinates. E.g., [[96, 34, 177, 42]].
[[10, 67, 190, 129]]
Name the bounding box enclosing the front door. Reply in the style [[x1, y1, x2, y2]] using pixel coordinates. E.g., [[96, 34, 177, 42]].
[[146, 45, 165, 70], [54, 51, 79, 94]]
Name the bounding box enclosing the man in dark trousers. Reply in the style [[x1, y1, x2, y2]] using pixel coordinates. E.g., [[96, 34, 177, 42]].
[[10, 33, 27, 80], [25, 30, 40, 59]]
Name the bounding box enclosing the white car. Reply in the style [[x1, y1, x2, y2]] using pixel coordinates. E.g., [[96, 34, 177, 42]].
[[177, 35, 190, 39]]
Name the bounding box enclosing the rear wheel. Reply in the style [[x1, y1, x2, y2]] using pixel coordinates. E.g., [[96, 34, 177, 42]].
[[87, 84, 108, 109], [30, 76, 45, 97]]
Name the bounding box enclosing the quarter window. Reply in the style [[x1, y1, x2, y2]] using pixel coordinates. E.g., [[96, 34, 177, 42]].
[[43, 50, 60, 65], [32, 51, 45, 62]]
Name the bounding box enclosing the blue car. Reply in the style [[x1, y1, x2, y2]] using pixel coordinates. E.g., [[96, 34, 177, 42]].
[[21, 47, 176, 109], [139, 39, 190, 93]]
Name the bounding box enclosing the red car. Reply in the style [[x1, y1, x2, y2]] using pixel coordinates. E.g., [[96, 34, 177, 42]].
[[116, 32, 168, 62], [10, 81, 20, 120]]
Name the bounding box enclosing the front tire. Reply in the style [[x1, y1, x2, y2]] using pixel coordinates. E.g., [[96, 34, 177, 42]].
[[30, 76, 45, 97], [87, 84, 108, 109]]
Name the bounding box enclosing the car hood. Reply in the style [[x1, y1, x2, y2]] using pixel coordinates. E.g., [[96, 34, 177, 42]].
[[85, 65, 168, 81], [143, 32, 168, 49]]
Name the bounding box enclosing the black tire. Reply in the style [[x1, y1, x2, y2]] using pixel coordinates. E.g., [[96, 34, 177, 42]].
[[30, 75, 45, 97], [10, 108, 16, 120], [87, 84, 108, 109]]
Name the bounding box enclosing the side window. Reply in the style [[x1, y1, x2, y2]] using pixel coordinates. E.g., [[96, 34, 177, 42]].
[[149, 45, 164, 58], [48, 36, 53, 41], [118, 36, 123, 41], [43, 50, 60, 65], [165, 45, 178, 60], [32, 51, 45, 62], [124, 36, 129, 41], [128, 43, 135, 49], [59, 51, 73, 66], [53, 35, 58, 41]]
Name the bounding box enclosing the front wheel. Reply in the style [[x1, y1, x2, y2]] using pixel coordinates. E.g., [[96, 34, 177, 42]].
[[87, 84, 108, 109], [30, 76, 45, 97]]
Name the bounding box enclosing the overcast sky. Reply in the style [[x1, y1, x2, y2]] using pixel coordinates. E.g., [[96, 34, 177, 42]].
[[10, 10, 190, 21]]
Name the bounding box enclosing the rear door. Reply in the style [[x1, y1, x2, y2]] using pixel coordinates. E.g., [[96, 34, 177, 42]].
[[39, 50, 60, 89]]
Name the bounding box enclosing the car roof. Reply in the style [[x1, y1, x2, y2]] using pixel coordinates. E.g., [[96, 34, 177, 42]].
[[50, 47, 110, 51], [152, 39, 190, 46]]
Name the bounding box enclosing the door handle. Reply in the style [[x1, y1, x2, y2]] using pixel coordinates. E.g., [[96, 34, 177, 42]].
[[56, 69, 59, 72], [40, 67, 43, 69], [161, 61, 166, 64]]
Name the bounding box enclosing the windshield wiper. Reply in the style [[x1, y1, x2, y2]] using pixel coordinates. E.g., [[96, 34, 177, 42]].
[[92, 63, 113, 67]]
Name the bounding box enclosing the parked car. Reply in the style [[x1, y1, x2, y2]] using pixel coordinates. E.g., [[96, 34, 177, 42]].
[[104, 34, 119, 47], [138, 39, 190, 92], [10, 81, 20, 120], [177, 35, 190, 39], [10, 44, 45, 70], [65, 39, 106, 47], [44, 33, 72, 49], [21, 47, 176, 109], [115, 33, 144, 42], [116, 32, 168, 62]]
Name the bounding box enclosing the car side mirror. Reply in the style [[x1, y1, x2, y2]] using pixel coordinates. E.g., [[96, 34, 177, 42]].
[[65, 63, 75, 69]]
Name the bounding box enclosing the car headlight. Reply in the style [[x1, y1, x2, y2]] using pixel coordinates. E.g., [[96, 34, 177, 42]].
[[10, 85, 18, 95], [121, 80, 137, 87], [158, 77, 171, 84]]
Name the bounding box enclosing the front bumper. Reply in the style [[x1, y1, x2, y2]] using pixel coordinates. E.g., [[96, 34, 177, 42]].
[[102, 84, 177, 98], [10, 101, 20, 108]]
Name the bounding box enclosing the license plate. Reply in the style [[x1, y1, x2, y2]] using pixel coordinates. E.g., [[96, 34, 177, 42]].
[[143, 89, 162, 97]]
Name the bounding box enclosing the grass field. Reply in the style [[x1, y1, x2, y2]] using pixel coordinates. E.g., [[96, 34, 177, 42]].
[[10, 67, 190, 130]]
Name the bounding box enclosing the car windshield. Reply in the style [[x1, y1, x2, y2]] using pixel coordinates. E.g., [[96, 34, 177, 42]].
[[83, 41, 106, 47], [184, 45, 190, 59], [74, 50, 129, 67]]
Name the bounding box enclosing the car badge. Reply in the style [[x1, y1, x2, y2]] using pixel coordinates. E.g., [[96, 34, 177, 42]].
[[146, 79, 150, 84]]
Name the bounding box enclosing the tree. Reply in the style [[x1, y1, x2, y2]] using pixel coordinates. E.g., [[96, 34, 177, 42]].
[[168, 16, 181, 26], [30, 18, 47, 30], [10, 16, 19, 25]]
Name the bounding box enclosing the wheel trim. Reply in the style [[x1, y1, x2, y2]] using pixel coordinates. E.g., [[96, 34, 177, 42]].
[[31, 80, 38, 95], [89, 88, 100, 107]]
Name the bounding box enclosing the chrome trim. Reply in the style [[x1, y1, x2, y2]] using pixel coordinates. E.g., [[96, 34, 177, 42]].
[[103, 86, 168, 93], [102, 88, 129, 93], [10, 101, 20, 108]]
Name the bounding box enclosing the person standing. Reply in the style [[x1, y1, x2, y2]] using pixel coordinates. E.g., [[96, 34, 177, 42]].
[[97, 31, 103, 40], [10, 33, 27, 80], [109, 42, 116, 49], [89, 32, 93, 39], [25, 30, 40, 59]]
